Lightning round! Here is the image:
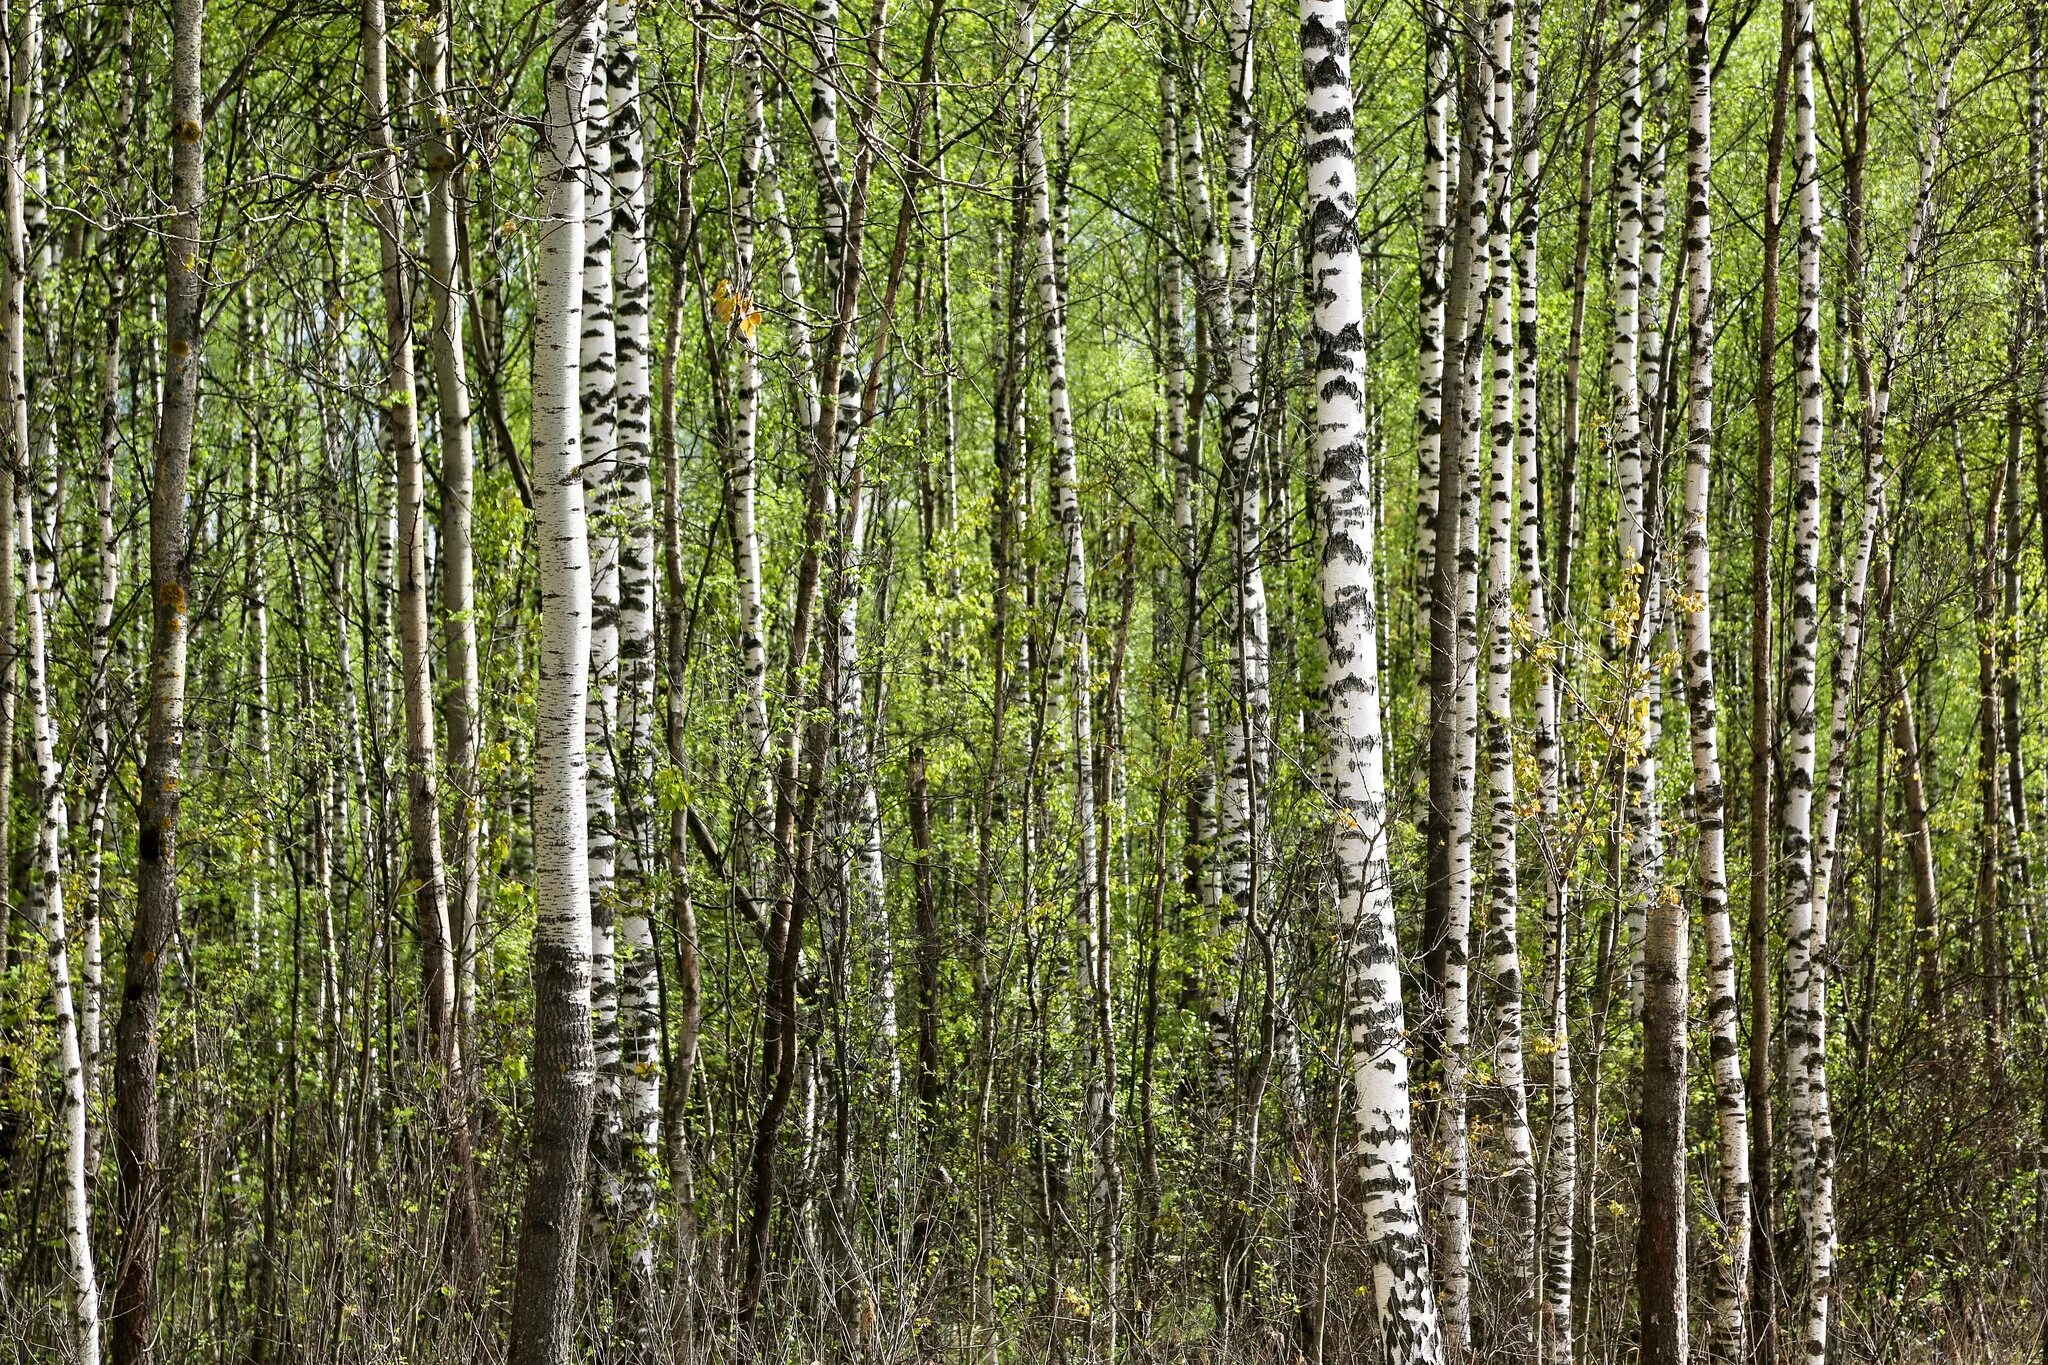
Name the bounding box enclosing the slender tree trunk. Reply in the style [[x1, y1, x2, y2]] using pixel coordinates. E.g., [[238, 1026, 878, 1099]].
[[1512, 0, 1574, 1352], [22, 492, 100, 1365], [1554, 16, 1603, 626], [1480, 0, 1537, 1346], [1748, 4, 1794, 1355], [419, 0, 482, 1105], [580, 22, 626, 1230], [731, 0, 779, 845], [362, 0, 458, 1062], [1425, 24, 1490, 1342], [1784, 0, 1835, 1353], [507, 11, 601, 1361], [1678, 5, 1751, 1351], [1610, 0, 1656, 1022], [81, 9, 137, 1148], [1418, 0, 1453, 649], [0, 0, 20, 999], [111, 0, 202, 1354], [1022, 0, 1117, 1339]]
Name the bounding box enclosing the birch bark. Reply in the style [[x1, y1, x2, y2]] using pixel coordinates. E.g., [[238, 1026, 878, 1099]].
[[1299, 2, 1445, 1354], [507, 11, 601, 1361]]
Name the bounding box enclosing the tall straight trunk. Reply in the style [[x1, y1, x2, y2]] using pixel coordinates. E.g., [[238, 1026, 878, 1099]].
[[1166, 18, 1235, 962], [1437, 26, 1490, 1344], [580, 27, 625, 1216], [1748, 4, 1794, 1355], [1554, 20, 1602, 626], [1022, 0, 1117, 1340], [1159, 55, 1221, 929], [85, 239, 121, 1117], [1298, 5, 1444, 1357], [1417, 0, 1454, 647], [0, 0, 21, 997], [419, 0, 482, 1089], [607, 0, 663, 1323], [1973, 453, 2009, 1025], [1678, 0, 1750, 1351], [1610, 0, 1656, 1020], [1220, 0, 1273, 1045], [506, 11, 601, 1362], [812, 0, 909, 1183], [1171, 29, 1245, 1129], [1637, 20, 1690, 1337], [111, 0, 201, 1354], [1479, 0, 1537, 1343], [407, 0, 485, 1266], [730, 0, 777, 841], [80, 12, 137, 1140], [22, 494, 100, 1365], [1512, 1, 1573, 1355], [1783, 0, 1833, 1354], [362, 0, 458, 1058]]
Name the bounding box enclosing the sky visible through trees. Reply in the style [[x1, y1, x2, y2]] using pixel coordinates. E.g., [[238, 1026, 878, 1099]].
[[0, 0, 2040, 1359]]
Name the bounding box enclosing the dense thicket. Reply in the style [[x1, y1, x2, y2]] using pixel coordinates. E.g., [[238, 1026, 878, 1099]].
[[0, 0, 2042, 1358]]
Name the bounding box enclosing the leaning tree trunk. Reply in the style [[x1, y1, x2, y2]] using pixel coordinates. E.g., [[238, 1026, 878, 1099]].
[[22, 492, 100, 1365], [507, 10, 601, 1363], [1299, 1, 1445, 1355], [111, 0, 201, 1354]]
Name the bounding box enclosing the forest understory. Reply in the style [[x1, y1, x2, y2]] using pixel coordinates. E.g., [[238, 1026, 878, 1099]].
[[0, 0, 2046, 1358]]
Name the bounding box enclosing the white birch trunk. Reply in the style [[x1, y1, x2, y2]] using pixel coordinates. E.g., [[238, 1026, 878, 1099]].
[[579, 29, 624, 1220], [1418, 3, 1454, 648], [732, 0, 776, 839], [507, 12, 600, 1359], [1784, 0, 1832, 1355], [608, 0, 662, 1311], [1219, 0, 1274, 1047], [1300, 3, 1445, 1354], [22, 491, 100, 1365], [1442, 48, 1493, 1349], [1160, 59, 1222, 924], [1610, 0, 1656, 1021], [1481, 0, 1537, 1336], [1679, 3, 1752, 1349], [1511, 2, 1573, 1354]]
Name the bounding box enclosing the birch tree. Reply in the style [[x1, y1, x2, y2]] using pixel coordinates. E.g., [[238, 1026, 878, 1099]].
[[1300, 0, 1444, 1355], [507, 9, 601, 1360]]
